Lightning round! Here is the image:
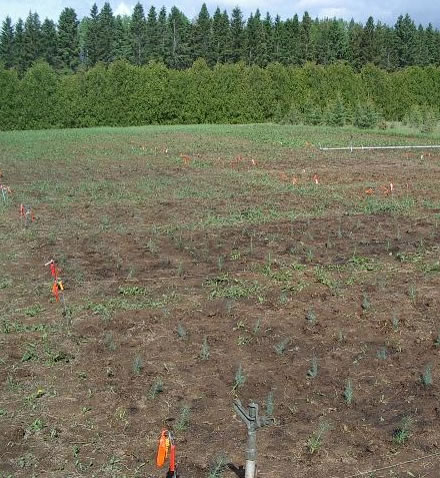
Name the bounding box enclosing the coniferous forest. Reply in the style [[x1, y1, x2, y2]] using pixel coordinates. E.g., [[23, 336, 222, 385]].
[[0, 2, 440, 130]]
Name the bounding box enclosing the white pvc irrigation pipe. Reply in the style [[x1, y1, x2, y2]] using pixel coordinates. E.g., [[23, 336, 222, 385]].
[[318, 144, 440, 151]]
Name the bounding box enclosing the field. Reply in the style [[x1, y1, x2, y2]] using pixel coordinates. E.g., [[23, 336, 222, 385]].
[[1, 123, 440, 478]]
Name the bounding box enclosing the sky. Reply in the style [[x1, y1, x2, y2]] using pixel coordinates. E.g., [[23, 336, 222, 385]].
[[0, 0, 439, 27]]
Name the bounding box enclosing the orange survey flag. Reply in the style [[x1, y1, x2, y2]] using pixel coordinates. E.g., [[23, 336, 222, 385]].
[[156, 430, 168, 467], [169, 443, 176, 472], [52, 282, 59, 302]]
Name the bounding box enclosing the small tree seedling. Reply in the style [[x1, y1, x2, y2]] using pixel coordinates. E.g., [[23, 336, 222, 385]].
[[175, 405, 190, 431], [421, 363, 433, 387], [132, 354, 143, 375], [307, 421, 329, 454], [176, 322, 187, 340], [232, 364, 246, 391], [343, 379, 353, 405], [199, 336, 210, 360], [149, 377, 163, 399], [393, 416, 412, 445], [274, 338, 290, 356], [307, 356, 318, 378]]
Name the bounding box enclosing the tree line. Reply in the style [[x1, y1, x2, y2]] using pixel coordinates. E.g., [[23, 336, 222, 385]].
[[1, 59, 439, 130], [1, 2, 440, 74]]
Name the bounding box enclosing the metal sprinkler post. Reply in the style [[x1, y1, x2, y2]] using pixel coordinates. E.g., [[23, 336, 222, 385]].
[[233, 399, 275, 478]]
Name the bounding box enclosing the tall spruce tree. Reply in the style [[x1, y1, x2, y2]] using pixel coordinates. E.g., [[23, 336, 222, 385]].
[[84, 4, 100, 67], [347, 19, 363, 70], [394, 14, 418, 67], [168, 7, 191, 69], [40, 19, 58, 68], [14, 18, 26, 73], [23, 12, 42, 70], [0, 16, 15, 68], [299, 11, 313, 63], [191, 3, 212, 62], [157, 7, 168, 62], [230, 7, 244, 63], [114, 15, 131, 61], [282, 14, 300, 65], [146, 6, 159, 61], [211, 8, 230, 64], [57, 8, 79, 71], [97, 2, 115, 63], [130, 2, 147, 65], [361, 16, 376, 64]]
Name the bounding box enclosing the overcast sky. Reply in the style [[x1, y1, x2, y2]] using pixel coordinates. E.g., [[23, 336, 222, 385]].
[[0, 0, 439, 27]]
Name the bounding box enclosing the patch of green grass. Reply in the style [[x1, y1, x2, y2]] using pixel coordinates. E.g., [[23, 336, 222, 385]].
[[206, 275, 262, 300]]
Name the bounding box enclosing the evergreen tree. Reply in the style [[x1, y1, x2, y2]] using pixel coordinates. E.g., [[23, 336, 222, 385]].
[[168, 7, 191, 69], [245, 10, 267, 66], [394, 14, 418, 67], [424, 24, 436, 65], [23, 12, 42, 70], [360, 16, 376, 64], [157, 7, 168, 62], [146, 6, 159, 61], [130, 2, 147, 65], [272, 15, 283, 63], [347, 19, 363, 69], [97, 2, 115, 63], [13, 18, 25, 73], [84, 4, 99, 67], [114, 15, 131, 61], [299, 11, 313, 64], [57, 8, 79, 71], [0, 16, 15, 68], [230, 7, 244, 63], [211, 8, 230, 64], [327, 19, 347, 62], [375, 22, 398, 70], [262, 12, 273, 66], [40, 19, 58, 68], [191, 3, 212, 62], [281, 15, 300, 65]]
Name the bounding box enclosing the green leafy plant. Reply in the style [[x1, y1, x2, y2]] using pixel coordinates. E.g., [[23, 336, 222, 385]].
[[376, 347, 388, 360]]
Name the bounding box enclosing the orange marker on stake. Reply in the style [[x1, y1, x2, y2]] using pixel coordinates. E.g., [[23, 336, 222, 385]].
[[156, 429, 177, 477]]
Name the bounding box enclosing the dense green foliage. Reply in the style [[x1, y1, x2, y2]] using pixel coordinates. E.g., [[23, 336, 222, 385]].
[[1, 3, 440, 74], [0, 60, 439, 130]]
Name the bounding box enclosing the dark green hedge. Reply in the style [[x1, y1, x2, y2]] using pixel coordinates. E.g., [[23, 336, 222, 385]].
[[1, 59, 439, 130]]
